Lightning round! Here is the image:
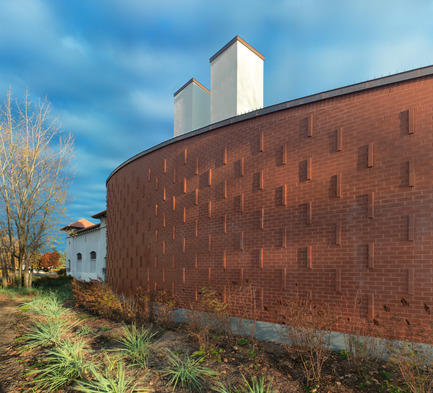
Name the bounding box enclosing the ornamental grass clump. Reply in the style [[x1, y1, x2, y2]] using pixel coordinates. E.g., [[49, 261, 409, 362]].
[[21, 319, 77, 351], [161, 349, 219, 392], [25, 290, 71, 320], [75, 354, 151, 393], [26, 337, 90, 392], [116, 323, 157, 369]]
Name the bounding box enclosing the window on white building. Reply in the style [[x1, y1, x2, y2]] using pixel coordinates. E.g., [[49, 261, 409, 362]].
[[77, 253, 82, 262], [90, 251, 97, 260]]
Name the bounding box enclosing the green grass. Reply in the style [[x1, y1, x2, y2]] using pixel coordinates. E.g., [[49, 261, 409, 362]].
[[26, 337, 90, 392], [75, 355, 151, 393], [116, 324, 157, 369], [161, 349, 219, 392]]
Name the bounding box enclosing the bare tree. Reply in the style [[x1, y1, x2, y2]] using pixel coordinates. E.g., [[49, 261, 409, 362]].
[[0, 89, 73, 288]]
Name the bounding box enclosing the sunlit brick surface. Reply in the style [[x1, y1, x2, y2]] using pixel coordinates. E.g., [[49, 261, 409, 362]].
[[107, 75, 433, 332]]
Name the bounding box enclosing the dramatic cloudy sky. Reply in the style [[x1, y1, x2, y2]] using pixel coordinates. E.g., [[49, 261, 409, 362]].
[[1, 0, 432, 241]]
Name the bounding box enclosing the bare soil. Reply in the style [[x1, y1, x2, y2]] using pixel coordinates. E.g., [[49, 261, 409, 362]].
[[0, 294, 28, 393]]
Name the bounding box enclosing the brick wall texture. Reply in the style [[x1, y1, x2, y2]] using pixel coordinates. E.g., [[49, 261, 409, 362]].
[[107, 74, 433, 335]]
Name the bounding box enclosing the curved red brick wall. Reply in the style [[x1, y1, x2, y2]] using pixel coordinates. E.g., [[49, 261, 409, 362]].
[[107, 74, 433, 330]]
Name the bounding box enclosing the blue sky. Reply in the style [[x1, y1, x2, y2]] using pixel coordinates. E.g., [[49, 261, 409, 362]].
[[1, 0, 433, 244]]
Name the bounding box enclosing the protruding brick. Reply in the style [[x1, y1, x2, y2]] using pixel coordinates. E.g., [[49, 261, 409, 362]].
[[408, 268, 414, 295], [162, 240, 166, 255], [259, 248, 264, 268], [307, 113, 314, 137], [336, 222, 341, 245], [183, 178, 187, 194], [195, 220, 198, 237], [163, 186, 166, 201], [182, 268, 186, 284], [259, 170, 264, 190], [155, 177, 159, 191], [240, 157, 245, 177], [223, 250, 227, 269], [184, 148, 187, 165], [172, 282, 175, 297], [240, 268, 244, 285], [260, 131, 264, 151], [172, 196, 176, 211], [223, 146, 227, 165], [368, 293, 375, 320], [162, 267, 165, 282], [208, 201, 212, 218], [163, 213, 166, 227], [408, 107, 415, 134], [307, 201, 312, 225], [260, 288, 264, 309], [260, 208, 264, 230], [240, 193, 244, 212], [282, 268, 287, 289], [154, 255, 157, 268], [208, 234, 212, 252], [408, 215, 415, 242], [282, 184, 287, 206], [164, 159, 167, 174], [240, 231, 244, 250], [223, 215, 227, 234], [183, 237, 186, 253], [336, 173, 342, 198], [281, 227, 287, 248], [337, 127, 343, 151], [368, 142, 374, 168], [208, 169, 212, 186], [307, 246, 312, 269], [368, 192, 374, 218], [173, 167, 176, 183], [183, 207, 186, 223], [224, 180, 228, 199], [368, 243, 375, 269], [155, 229, 158, 242], [155, 204, 158, 216], [194, 252, 198, 269], [336, 268, 341, 294], [148, 168, 151, 182], [195, 188, 199, 205], [408, 159, 415, 187], [307, 157, 312, 180], [195, 158, 199, 175], [282, 144, 287, 165], [172, 225, 176, 240]]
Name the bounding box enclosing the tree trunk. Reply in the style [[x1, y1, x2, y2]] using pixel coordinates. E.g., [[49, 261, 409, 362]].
[[23, 266, 32, 288], [1, 265, 7, 287]]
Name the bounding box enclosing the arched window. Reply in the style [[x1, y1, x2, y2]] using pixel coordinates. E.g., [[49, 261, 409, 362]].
[[77, 253, 82, 262], [90, 251, 97, 260]]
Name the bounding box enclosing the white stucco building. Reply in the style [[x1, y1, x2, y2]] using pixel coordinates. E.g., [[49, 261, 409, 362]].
[[61, 210, 107, 281]]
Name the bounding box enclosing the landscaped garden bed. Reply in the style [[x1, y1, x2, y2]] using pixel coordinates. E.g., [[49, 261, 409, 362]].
[[0, 277, 432, 392]]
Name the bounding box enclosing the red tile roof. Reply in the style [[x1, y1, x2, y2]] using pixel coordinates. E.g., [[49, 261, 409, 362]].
[[60, 218, 95, 231]]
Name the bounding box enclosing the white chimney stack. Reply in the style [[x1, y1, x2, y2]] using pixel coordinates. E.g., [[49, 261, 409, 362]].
[[174, 78, 210, 137], [210, 36, 264, 124]]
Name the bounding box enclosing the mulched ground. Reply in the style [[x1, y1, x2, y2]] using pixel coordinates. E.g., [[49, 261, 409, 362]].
[[0, 291, 407, 393]]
